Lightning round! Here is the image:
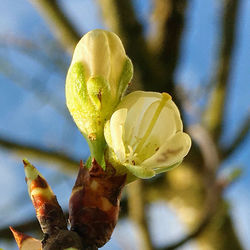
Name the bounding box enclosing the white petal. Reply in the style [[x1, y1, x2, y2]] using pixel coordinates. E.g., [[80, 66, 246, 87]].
[[87, 30, 110, 78], [104, 120, 112, 148], [117, 91, 162, 110], [118, 91, 162, 146], [135, 101, 179, 160], [142, 132, 191, 168], [167, 100, 183, 131], [110, 108, 127, 163], [106, 31, 126, 92]]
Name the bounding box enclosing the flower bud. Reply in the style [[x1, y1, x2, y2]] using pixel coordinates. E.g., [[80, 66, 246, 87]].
[[66, 29, 133, 165], [23, 159, 67, 235], [104, 91, 192, 181]]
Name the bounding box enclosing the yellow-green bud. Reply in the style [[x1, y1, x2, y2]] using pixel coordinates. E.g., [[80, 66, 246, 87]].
[[66, 29, 133, 166]]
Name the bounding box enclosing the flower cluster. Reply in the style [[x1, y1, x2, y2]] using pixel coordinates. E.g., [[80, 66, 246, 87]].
[[11, 29, 192, 250], [66, 29, 191, 180]]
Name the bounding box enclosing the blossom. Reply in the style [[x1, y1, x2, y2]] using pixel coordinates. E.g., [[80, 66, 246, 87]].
[[66, 29, 133, 165], [104, 91, 191, 179]]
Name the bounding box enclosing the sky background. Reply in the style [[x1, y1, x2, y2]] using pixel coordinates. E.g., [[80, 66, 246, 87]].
[[0, 0, 249, 249]]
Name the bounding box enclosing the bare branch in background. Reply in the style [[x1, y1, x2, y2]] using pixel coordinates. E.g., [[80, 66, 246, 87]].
[[0, 136, 79, 174], [0, 34, 68, 73], [188, 124, 219, 172], [222, 115, 250, 158], [158, 180, 223, 250], [0, 217, 41, 241], [127, 180, 153, 250], [0, 197, 129, 241], [28, 0, 81, 53], [98, 0, 165, 92], [204, 0, 240, 140], [150, 0, 187, 94], [0, 57, 68, 117]]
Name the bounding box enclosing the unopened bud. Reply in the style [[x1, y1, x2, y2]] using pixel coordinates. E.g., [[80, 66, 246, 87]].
[[66, 29, 133, 166], [23, 159, 67, 235]]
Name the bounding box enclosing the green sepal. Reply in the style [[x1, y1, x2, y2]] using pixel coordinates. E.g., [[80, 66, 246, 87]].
[[117, 58, 133, 97], [154, 161, 182, 174], [124, 164, 155, 179]]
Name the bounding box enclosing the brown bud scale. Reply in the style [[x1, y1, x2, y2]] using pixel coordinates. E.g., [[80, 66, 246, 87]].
[[69, 160, 126, 248]]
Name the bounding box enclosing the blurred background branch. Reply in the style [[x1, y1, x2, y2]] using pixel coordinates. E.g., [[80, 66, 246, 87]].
[[204, 0, 240, 140], [28, 0, 81, 53], [0, 136, 78, 174]]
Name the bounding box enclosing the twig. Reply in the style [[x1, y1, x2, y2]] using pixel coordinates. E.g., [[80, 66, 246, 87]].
[[127, 180, 153, 250], [150, 0, 187, 94], [98, 0, 165, 92], [28, 0, 81, 53], [0, 136, 79, 174], [158, 174, 240, 250], [0, 56, 68, 117], [188, 124, 220, 172], [222, 115, 250, 158], [204, 0, 240, 140]]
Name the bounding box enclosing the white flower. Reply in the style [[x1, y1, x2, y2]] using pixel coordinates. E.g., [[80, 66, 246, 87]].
[[104, 91, 191, 179]]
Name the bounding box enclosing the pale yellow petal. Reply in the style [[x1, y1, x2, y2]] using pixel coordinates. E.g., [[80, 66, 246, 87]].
[[167, 100, 183, 131], [135, 101, 179, 161], [106, 31, 126, 93], [104, 120, 113, 149], [118, 91, 162, 146], [142, 132, 191, 168], [110, 108, 127, 163], [117, 91, 161, 110], [86, 30, 110, 78]]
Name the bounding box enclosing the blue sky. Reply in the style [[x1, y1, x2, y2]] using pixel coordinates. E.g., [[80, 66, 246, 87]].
[[0, 0, 249, 249]]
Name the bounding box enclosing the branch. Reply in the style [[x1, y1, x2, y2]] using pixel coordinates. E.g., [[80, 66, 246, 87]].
[[0, 217, 41, 241], [28, 0, 81, 53], [127, 180, 153, 250], [188, 124, 220, 173], [97, 0, 166, 92], [150, 0, 187, 94], [204, 0, 240, 139], [0, 136, 79, 174], [158, 174, 241, 250], [0, 56, 68, 117], [222, 115, 250, 158], [0, 197, 129, 241]]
